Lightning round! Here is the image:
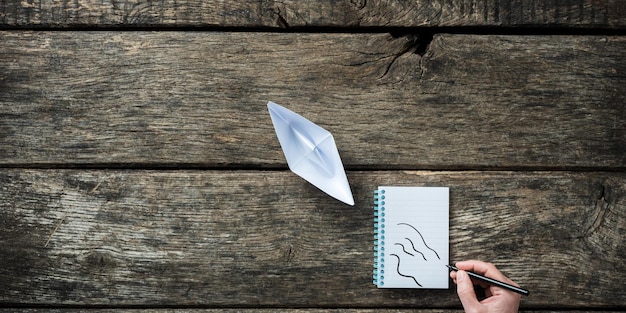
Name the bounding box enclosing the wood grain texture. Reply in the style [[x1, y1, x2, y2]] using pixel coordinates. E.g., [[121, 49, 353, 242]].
[[1, 32, 624, 169], [1, 170, 624, 308], [1, 0, 625, 28], [1, 311, 624, 313]]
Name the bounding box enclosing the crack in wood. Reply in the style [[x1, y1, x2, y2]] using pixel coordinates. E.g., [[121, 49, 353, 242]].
[[584, 184, 610, 238], [380, 33, 433, 80], [379, 34, 418, 79], [284, 245, 295, 263], [273, 7, 289, 28], [44, 213, 67, 248]]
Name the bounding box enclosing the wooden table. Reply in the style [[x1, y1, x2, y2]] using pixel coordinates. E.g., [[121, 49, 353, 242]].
[[1, 1, 625, 312]]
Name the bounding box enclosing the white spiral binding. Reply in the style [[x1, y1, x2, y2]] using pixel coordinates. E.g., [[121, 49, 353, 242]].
[[373, 189, 386, 286]]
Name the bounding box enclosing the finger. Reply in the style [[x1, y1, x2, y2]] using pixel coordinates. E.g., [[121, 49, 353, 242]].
[[455, 260, 518, 286], [456, 260, 499, 276], [450, 271, 457, 281], [455, 270, 483, 312]]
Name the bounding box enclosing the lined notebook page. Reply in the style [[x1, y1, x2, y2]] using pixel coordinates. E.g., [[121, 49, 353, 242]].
[[374, 186, 449, 288]]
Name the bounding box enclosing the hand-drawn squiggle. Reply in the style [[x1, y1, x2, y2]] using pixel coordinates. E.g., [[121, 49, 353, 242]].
[[404, 238, 426, 261], [398, 223, 440, 260], [391, 253, 422, 287], [393, 242, 414, 257]]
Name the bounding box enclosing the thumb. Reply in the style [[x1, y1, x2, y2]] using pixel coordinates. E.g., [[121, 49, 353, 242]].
[[456, 270, 482, 312]]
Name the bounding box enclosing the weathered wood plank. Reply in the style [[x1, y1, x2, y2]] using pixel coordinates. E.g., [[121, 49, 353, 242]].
[[1, 170, 624, 307], [0, 33, 624, 169], [1, 0, 625, 28], [0, 308, 623, 313], [0, 307, 464, 313]]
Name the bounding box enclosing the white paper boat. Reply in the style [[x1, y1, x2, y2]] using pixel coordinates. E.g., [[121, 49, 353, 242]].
[[268, 101, 354, 205]]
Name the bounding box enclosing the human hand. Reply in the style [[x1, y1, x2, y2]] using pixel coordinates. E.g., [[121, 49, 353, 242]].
[[450, 260, 521, 313]]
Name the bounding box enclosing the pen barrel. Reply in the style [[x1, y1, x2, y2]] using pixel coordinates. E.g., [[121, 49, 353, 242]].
[[465, 271, 530, 296]]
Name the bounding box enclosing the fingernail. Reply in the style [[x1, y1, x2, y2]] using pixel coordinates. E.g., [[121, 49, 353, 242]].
[[457, 270, 466, 282]]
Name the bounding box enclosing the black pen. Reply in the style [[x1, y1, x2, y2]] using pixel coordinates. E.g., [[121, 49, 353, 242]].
[[446, 265, 530, 296]]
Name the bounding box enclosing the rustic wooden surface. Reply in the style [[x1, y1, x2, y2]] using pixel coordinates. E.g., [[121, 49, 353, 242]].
[[1, 310, 626, 313], [1, 170, 625, 308], [1, 0, 626, 28], [1, 32, 624, 169], [1, 0, 625, 312], [3, 310, 466, 313]]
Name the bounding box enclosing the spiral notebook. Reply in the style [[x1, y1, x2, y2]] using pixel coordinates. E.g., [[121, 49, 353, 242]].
[[373, 186, 449, 288]]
